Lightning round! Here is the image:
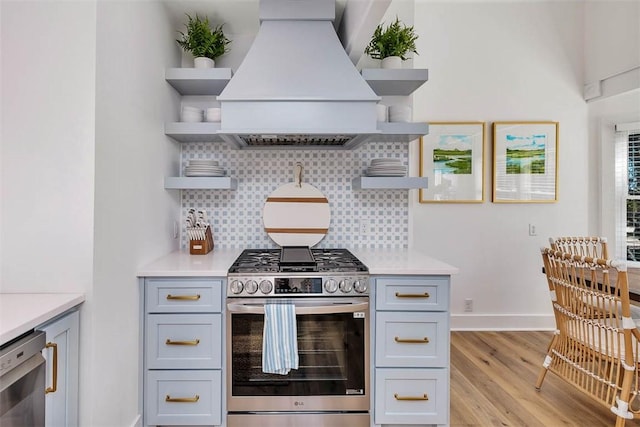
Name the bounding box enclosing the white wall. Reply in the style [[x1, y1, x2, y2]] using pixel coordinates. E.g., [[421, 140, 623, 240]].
[[590, 89, 640, 254], [90, 1, 180, 425], [410, 1, 588, 329], [1, 1, 179, 425], [585, 0, 640, 242], [0, 1, 96, 294], [584, 1, 640, 99]]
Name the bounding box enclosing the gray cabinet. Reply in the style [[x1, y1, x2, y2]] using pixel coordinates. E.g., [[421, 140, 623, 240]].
[[39, 310, 80, 427], [372, 276, 450, 426], [141, 278, 225, 426]]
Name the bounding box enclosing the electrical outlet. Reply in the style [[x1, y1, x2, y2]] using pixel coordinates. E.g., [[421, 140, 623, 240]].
[[529, 224, 537, 236], [464, 298, 473, 312], [173, 220, 179, 239], [360, 219, 370, 236]]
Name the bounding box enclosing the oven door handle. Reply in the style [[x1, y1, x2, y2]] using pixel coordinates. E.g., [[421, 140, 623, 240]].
[[227, 301, 369, 315]]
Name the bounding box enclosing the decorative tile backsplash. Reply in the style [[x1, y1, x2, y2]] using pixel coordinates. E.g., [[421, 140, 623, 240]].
[[180, 141, 409, 249]]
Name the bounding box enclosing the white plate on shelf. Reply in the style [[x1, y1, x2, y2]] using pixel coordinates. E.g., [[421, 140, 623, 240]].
[[368, 165, 406, 170], [185, 166, 225, 172], [371, 158, 402, 164], [185, 171, 226, 177], [367, 168, 407, 173], [189, 160, 219, 166], [367, 172, 407, 176]]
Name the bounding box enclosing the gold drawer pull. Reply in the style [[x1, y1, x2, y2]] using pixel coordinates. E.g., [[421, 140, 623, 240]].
[[395, 336, 429, 344], [394, 393, 428, 401], [45, 342, 58, 394], [395, 292, 430, 299], [165, 394, 199, 403], [165, 339, 200, 346], [166, 294, 201, 300]]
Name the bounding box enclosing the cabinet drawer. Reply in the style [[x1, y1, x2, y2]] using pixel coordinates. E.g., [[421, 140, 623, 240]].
[[375, 312, 448, 367], [146, 370, 221, 426], [374, 368, 448, 425], [146, 279, 222, 313], [147, 314, 222, 369], [375, 277, 449, 311]]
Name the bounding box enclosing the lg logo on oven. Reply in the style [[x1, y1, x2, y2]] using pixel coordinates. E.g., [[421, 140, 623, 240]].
[[294, 401, 305, 407]]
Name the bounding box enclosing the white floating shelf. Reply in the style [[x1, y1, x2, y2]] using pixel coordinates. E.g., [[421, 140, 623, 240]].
[[352, 176, 428, 190], [361, 68, 429, 96], [165, 68, 233, 95], [376, 122, 429, 142], [164, 177, 238, 190], [164, 122, 427, 145], [164, 122, 226, 143]]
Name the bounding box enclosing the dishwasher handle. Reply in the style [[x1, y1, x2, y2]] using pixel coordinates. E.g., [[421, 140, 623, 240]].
[[45, 342, 58, 394]]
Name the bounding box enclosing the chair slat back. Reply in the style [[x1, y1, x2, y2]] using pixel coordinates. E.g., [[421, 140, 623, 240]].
[[550, 236, 608, 259]]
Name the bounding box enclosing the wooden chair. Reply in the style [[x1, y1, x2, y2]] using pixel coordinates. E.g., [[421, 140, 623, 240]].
[[536, 247, 640, 426]]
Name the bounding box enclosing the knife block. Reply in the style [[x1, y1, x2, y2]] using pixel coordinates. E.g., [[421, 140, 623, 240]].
[[189, 226, 214, 255]]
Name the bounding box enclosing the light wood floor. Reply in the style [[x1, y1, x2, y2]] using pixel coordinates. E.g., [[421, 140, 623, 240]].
[[450, 331, 640, 427]]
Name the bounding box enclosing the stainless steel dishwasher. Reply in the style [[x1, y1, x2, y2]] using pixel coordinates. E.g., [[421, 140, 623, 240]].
[[0, 330, 46, 427]]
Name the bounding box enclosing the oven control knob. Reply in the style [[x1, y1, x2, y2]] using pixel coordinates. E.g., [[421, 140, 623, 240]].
[[339, 279, 353, 293], [324, 278, 338, 293], [245, 280, 258, 294], [259, 279, 273, 294], [230, 280, 244, 295], [354, 279, 368, 294]]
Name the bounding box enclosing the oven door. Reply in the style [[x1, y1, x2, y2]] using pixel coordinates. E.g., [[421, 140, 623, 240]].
[[226, 297, 369, 413]]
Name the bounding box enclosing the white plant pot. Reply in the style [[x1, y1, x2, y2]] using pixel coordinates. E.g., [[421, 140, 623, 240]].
[[194, 57, 215, 68], [381, 56, 403, 69]]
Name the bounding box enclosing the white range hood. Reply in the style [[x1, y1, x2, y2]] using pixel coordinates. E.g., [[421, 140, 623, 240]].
[[217, 0, 382, 148]]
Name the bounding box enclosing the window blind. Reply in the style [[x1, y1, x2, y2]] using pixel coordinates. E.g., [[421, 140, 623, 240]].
[[621, 131, 640, 262], [628, 133, 640, 195]]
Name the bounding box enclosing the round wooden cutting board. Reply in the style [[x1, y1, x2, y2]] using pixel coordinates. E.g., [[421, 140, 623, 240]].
[[263, 165, 330, 247]]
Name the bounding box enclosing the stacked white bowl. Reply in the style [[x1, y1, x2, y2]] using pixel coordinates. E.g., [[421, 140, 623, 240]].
[[181, 106, 203, 123], [366, 158, 407, 177], [388, 105, 412, 123], [185, 159, 226, 177], [205, 107, 221, 122]]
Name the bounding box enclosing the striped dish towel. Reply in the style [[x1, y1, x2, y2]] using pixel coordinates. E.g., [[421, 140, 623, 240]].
[[262, 302, 299, 375]]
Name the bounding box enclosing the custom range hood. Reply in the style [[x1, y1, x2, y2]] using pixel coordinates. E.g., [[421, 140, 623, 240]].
[[217, 0, 381, 148]]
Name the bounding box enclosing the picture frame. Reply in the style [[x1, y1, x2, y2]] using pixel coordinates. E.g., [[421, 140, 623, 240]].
[[492, 121, 558, 203], [419, 122, 485, 203]]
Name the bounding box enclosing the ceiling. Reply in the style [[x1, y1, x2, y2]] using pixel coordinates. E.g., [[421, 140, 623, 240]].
[[163, 0, 348, 36], [162, 0, 393, 63]]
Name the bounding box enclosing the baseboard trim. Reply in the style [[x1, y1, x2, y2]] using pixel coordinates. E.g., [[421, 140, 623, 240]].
[[451, 313, 555, 331], [129, 414, 141, 427]]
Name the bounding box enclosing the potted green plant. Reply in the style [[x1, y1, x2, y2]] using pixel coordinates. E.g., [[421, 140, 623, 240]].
[[177, 14, 231, 68], [364, 17, 418, 69]]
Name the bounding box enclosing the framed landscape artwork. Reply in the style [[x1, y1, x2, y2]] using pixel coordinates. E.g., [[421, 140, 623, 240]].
[[492, 121, 558, 203], [419, 122, 485, 203]]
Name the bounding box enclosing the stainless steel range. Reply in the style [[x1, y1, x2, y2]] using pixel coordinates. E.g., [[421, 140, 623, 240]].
[[226, 247, 370, 427], [228, 246, 369, 297]]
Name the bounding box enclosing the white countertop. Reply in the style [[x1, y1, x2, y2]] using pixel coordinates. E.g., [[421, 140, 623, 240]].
[[137, 248, 243, 277], [352, 249, 459, 275], [0, 293, 85, 344], [138, 247, 458, 277]]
